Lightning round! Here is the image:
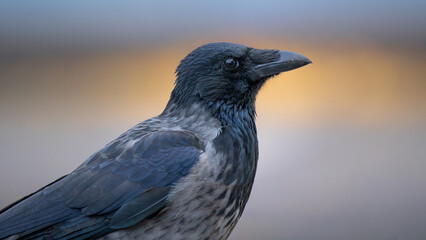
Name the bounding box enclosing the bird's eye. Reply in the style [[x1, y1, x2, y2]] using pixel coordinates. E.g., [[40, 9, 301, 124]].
[[223, 58, 239, 70]]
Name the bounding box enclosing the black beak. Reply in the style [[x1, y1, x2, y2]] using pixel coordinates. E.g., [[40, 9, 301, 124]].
[[253, 51, 312, 79]]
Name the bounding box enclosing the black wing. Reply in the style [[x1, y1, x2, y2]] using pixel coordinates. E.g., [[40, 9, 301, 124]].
[[0, 130, 204, 239]]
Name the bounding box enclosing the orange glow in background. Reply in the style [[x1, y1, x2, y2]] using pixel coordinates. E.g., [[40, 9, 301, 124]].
[[1, 38, 424, 127]]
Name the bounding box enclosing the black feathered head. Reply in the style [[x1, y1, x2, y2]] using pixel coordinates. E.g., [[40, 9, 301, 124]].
[[167, 42, 311, 110]]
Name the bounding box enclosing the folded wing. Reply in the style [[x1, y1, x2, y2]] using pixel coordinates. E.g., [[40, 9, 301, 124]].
[[0, 130, 204, 239]]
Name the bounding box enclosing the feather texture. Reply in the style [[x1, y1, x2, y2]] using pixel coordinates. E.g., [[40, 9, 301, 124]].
[[0, 130, 204, 239]]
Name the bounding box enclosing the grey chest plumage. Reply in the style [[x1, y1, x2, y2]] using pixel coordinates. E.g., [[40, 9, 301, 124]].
[[103, 106, 259, 240]]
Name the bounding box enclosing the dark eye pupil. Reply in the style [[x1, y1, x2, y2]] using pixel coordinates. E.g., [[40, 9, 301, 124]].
[[224, 58, 238, 69]]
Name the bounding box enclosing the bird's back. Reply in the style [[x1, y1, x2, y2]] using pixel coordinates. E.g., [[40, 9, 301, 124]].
[[0, 114, 208, 239]]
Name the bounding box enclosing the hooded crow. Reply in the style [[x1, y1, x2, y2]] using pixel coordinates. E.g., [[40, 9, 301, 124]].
[[0, 42, 311, 240]]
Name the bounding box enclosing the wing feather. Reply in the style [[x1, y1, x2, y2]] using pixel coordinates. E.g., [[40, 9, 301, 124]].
[[0, 130, 204, 239]]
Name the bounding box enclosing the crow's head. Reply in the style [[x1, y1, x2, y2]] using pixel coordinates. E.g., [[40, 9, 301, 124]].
[[167, 42, 311, 111]]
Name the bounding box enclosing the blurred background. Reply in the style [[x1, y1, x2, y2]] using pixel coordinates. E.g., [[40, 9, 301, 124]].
[[0, 1, 425, 239]]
